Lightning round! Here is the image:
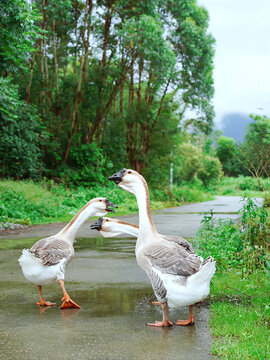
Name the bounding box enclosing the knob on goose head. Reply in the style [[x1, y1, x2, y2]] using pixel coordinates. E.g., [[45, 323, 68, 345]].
[[108, 168, 127, 185], [90, 217, 104, 230]]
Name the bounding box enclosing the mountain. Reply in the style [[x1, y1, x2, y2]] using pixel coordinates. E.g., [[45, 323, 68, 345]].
[[216, 113, 254, 142]]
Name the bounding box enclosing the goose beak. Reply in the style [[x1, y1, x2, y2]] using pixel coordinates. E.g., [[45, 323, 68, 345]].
[[90, 217, 103, 231], [105, 199, 118, 213], [108, 168, 127, 185]]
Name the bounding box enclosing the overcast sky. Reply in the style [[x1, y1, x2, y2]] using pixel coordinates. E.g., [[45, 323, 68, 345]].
[[197, 0, 270, 127]]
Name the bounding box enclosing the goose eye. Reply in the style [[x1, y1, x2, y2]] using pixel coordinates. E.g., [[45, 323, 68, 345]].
[[128, 171, 131, 174], [99, 200, 102, 202]]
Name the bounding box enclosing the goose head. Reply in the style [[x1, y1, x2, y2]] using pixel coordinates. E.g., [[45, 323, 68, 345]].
[[108, 168, 143, 195], [90, 198, 118, 216], [90, 217, 116, 237], [90, 217, 138, 238]]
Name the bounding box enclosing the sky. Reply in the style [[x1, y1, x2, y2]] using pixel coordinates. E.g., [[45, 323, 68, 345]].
[[197, 0, 270, 128]]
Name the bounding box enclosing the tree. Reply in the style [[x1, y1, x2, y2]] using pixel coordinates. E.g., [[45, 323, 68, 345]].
[[0, 0, 41, 75], [0, 78, 42, 178], [216, 135, 243, 176], [197, 155, 222, 188], [174, 143, 202, 182], [0, 0, 215, 184], [232, 114, 270, 200]]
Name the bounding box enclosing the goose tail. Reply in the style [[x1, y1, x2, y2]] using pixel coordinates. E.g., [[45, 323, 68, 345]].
[[190, 256, 216, 283]]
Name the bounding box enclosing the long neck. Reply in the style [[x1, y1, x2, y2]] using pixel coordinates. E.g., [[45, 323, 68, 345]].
[[132, 178, 158, 238], [115, 222, 139, 237], [56, 202, 95, 243]]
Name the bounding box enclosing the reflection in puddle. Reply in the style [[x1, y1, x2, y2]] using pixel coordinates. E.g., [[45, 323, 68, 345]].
[[75, 237, 136, 255], [0, 238, 213, 360]]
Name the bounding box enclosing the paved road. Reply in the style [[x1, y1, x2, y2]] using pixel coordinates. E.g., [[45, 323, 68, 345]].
[[0, 196, 264, 360]]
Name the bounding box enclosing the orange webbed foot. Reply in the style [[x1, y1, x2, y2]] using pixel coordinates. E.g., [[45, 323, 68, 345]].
[[175, 318, 194, 326], [59, 296, 81, 309], [36, 300, 56, 307], [147, 320, 173, 327]]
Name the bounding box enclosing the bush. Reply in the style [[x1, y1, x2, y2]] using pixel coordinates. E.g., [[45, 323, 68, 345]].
[[195, 197, 269, 275], [174, 143, 202, 183], [197, 155, 222, 188], [61, 143, 113, 187]]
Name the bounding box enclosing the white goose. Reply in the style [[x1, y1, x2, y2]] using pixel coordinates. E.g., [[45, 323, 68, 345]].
[[109, 169, 215, 327], [90, 217, 197, 256], [19, 197, 117, 308]]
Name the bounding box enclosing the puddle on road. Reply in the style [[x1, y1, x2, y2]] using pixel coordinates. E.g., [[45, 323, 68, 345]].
[[0, 237, 213, 360]]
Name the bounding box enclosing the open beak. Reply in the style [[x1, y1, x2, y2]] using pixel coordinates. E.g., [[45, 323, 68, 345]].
[[108, 168, 127, 185], [105, 199, 118, 213], [90, 217, 103, 231]]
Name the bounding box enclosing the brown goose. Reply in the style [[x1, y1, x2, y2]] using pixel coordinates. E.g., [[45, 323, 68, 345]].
[[109, 169, 215, 327], [19, 198, 117, 308]]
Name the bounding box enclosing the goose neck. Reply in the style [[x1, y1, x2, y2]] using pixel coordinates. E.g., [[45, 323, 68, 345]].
[[133, 180, 157, 235], [56, 202, 95, 243]]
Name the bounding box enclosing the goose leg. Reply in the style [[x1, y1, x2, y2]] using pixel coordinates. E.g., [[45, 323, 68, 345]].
[[147, 301, 173, 327], [175, 305, 195, 326], [36, 285, 56, 306], [59, 280, 80, 309]]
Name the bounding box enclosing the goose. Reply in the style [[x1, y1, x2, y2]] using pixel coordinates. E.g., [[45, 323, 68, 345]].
[[19, 198, 117, 309], [90, 217, 198, 256], [108, 168, 215, 327]]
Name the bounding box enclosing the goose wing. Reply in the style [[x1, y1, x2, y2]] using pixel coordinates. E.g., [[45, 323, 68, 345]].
[[30, 237, 74, 266], [161, 235, 196, 254], [144, 242, 201, 277]]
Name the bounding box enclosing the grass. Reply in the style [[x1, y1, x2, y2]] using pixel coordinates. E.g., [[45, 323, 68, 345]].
[[209, 271, 270, 360], [193, 197, 270, 359], [214, 175, 270, 198], [0, 178, 213, 226]]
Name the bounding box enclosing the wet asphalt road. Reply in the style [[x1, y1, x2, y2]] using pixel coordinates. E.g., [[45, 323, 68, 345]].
[[0, 196, 263, 360]]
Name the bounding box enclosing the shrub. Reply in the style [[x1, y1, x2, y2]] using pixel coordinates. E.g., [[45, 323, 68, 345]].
[[195, 197, 269, 275], [197, 155, 222, 188], [61, 143, 113, 187], [174, 143, 202, 183]]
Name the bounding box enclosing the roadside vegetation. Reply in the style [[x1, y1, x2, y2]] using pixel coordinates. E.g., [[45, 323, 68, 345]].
[[194, 198, 270, 359], [0, 178, 214, 227]]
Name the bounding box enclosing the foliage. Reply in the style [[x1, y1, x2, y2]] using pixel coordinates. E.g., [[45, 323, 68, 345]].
[[195, 197, 269, 275], [0, 0, 215, 182], [215, 176, 270, 198], [245, 114, 270, 145], [172, 141, 222, 188], [174, 143, 202, 182], [197, 155, 222, 188], [209, 271, 270, 360], [60, 143, 112, 187], [228, 114, 270, 200], [215, 135, 244, 176], [0, 77, 43, 179], [0, 0, 41, 74], [0, 178, 213, 226]]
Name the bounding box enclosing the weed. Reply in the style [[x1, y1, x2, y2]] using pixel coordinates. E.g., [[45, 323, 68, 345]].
[[195, 197, 269, 275]]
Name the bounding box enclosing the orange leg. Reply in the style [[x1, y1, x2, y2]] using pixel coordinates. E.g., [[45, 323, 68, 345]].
[[175, 305, 195, 326], [36, 285, 56, 307], [59, 280, 81, 309], [147, 301, 173, 327]]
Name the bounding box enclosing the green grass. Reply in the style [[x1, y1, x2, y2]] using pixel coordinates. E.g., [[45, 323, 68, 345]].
[[214, 175, 270, 198], [193, 197, 270, 359], [209, 271, 270, 360], [0, 179, 213, 226]]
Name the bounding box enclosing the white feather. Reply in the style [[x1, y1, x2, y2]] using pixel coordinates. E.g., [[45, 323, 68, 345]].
[[19, 249, 67, 285]]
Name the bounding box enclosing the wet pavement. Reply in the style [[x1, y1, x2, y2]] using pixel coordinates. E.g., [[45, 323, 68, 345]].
[[0, 196, 263, 359]]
